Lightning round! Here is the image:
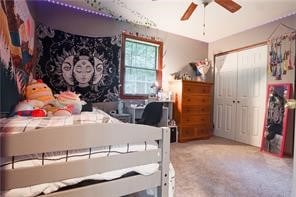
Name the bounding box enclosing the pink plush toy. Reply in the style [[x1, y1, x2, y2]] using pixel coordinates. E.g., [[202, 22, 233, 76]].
[[55, 91, 86, 114]]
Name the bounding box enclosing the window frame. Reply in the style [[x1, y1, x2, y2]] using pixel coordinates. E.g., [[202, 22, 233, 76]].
[[120, 32, 163, 99]]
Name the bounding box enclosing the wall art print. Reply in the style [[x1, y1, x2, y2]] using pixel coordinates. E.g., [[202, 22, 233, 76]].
[[35, 24, 121, 103], [260, 83, 291, 157]]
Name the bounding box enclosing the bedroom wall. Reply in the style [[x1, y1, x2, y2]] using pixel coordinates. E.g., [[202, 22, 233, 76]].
[[27, 0, 209, 92], [208, 14, 296, 155]]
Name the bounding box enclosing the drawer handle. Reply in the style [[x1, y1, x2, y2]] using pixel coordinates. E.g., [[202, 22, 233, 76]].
[[187, 99, 191, 102], [202, 99, 205, 102], [202, 89, 206, 93]]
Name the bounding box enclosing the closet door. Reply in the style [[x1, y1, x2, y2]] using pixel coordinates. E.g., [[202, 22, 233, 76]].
[[214, 53, 237, 140], [236, 45, 267, 147]]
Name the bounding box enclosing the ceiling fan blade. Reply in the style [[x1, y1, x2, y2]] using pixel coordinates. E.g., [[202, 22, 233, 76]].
[[181, 2, 198, 21], [215, 0, 241, 13]]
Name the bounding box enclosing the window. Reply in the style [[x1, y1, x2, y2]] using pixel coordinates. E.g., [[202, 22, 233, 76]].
[[120, 33, 163, 99]]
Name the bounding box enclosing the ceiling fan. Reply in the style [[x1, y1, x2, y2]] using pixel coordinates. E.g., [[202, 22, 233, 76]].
[[181, 0, 241, 21]]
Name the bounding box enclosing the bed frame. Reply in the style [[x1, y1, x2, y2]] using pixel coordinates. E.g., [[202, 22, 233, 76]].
[[0, 123, 170, 197]]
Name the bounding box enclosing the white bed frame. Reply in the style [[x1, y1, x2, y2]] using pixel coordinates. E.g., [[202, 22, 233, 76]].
[[0, 123, 170, 197]]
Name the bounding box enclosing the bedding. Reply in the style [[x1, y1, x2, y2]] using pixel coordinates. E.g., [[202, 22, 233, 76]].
[[0, 109, 175, 197]]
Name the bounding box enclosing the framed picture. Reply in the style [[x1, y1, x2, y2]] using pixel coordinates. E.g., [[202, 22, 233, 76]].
[[260, 83, 291, 157]]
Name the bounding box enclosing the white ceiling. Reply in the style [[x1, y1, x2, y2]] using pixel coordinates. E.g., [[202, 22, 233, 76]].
[[60, 0, 296, 43]]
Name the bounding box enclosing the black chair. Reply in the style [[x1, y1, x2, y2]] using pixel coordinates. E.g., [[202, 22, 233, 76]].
[[137, 102, 163, 126]]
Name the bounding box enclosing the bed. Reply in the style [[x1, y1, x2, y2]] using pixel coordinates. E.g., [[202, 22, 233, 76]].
[[0, 109, 174, 197]]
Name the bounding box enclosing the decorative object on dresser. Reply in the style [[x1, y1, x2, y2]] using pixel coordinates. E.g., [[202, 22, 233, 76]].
[[169, 80, 213, 142]]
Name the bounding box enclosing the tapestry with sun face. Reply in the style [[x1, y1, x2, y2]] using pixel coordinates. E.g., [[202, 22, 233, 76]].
[[35, 24, 120, 102]]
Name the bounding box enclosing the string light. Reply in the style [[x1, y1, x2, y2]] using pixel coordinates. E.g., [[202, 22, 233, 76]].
[[46, 0, 113, 18], [84, 0, 157, 28]]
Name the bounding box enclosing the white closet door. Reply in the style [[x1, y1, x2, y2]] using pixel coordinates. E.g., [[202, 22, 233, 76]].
[[236, 45, 267, 147], [214, 53, 237, 140]]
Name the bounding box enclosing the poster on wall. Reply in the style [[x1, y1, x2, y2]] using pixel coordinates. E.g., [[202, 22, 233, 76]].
[[36, 24, 120, 103], [0, 0, 35, 115]]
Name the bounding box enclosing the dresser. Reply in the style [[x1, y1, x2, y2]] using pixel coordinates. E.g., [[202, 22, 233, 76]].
[[169, 80, 213, 142]]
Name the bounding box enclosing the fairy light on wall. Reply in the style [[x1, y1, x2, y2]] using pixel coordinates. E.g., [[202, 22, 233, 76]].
[[84, 0, 157, 27], [46, 0, 113, 18]]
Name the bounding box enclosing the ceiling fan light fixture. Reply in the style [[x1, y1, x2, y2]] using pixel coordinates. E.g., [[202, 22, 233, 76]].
[[214, 0, 241, 13], [181, 2, 198, 21]]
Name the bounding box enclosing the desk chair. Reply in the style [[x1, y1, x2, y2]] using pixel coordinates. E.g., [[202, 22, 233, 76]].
[[136, 102, 163, 126]]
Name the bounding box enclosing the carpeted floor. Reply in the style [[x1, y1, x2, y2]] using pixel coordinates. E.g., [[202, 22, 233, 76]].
[[171, 136, 293, 197]]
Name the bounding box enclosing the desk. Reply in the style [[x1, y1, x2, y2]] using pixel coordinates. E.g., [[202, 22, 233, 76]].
[[126, 105, 169, 127]]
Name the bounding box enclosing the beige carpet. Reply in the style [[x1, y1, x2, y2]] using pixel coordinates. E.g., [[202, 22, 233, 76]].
[[171, 136, 293, 197]]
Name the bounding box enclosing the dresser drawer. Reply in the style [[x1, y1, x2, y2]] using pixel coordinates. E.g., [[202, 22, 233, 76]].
[[179, 126, 211, 141], [196, 126, 212, 138], [182, 105, 211, 114], [179, 127, 196, 140], [181, 115, 211, 126], [182, 95, 211, 106], [183, 84, 211, 95]]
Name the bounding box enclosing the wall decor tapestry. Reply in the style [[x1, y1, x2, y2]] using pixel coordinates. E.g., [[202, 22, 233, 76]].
[[268, 31, 296, 80], [0, 0, 35, 115], [35, 24, 121, 103], [0, 0, 35, 87]]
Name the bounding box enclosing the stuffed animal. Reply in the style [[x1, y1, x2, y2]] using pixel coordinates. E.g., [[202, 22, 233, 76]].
[[25, 79, 73, 116], [55, 91, 86, 114], [25, 79, 55, 104], [14, 100, 47, 117]]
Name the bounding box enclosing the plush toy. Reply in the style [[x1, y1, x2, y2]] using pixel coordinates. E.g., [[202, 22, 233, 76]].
[[55, 91, 86, 114], [52, 108, 72, 116], [14, 100, 34, 112], [25, 79, 55, 104], [14, 100, 47, 117], [25, 79, 73, 116]]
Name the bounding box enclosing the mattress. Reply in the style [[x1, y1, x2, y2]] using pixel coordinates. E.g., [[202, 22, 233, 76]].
[[0, 109, 175, 197]]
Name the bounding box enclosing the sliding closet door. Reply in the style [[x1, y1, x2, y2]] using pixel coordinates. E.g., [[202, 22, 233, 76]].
[[236, 45, 267, 147], [214, 53, 237, 140]]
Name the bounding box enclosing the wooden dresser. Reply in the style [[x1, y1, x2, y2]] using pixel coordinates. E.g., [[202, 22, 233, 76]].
[[169, 80, 213, 142]]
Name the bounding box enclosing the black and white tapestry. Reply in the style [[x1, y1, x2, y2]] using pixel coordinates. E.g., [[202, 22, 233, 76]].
[[35, 24, 120, 102]]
